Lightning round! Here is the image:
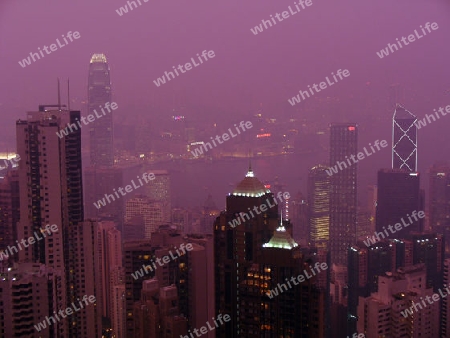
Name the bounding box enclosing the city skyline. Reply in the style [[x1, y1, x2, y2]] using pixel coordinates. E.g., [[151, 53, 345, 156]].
[[2, 0, 450, 337]]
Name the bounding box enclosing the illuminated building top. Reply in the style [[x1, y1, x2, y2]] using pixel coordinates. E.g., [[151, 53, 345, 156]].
[[90, 53, 108, 64], [232, 167, 271, 198]]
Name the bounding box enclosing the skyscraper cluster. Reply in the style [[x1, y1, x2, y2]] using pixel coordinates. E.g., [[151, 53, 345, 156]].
[[3, 48, 450, 338]]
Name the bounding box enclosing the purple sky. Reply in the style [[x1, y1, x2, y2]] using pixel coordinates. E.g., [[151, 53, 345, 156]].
[[1, 0, 449, 171]]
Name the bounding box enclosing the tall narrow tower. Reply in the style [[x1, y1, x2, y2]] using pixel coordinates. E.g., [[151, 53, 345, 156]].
[[89, 53, 113, 166], [392, 104, 417, 172], [308, 164, 330, 249], [329, 124, 358, 265], [16, 106, 84, 336]]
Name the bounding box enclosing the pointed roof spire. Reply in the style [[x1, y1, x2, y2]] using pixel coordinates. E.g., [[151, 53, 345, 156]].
[[246, 159, 253, 177], [263, 215, 299, 250], [233, 166, 270, 197]]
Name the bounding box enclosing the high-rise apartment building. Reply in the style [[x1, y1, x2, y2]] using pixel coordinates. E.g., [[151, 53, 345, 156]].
[[16, 106, 100, 337], [0, 263, 52, 337], [89, 53, 114, 167], [0, 169, 20, 260], [97, 221, 124, 336], [376, 169, 422, 238], [329, 124, 358, 265], [308, 165, 330, 248], [71, 220, 103, 337], [357, 264, 439, 338], [392, 104, 417, 172]]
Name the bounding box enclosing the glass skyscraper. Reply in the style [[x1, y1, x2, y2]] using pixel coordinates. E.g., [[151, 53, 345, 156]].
[[88, 53, 113, 167], [392, 104, 417, 172], [329, 124, 358, 266], [308, 164, 330, 249]]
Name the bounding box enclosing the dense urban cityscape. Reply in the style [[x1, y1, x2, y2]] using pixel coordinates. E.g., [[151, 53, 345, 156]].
[[1, 0, 450, 337]]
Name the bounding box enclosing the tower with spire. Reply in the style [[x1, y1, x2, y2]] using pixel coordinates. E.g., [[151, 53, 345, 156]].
[[214, 167, 325, 337]]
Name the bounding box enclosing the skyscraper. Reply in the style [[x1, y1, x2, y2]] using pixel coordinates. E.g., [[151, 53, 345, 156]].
[[308, 165, 330, 249], [429, 164, 450, 223], [0, 169, 20, 259], [429, 163, 450, 255], [329, 124, 358, 265], [375, 169, 422, 238], [16, 106, 100, 337], [89, 53, 113, 167], [214, 168, 325, 337], [392, 104, 417, 172]]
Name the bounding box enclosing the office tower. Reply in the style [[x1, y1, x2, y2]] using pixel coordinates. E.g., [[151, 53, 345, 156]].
[[0, 263, 52, 337], [429, 163, 450, 255], [375, 169, 422, 238], [348, 241, 395, 335], [392, 104, 417, 172], [357, 264, 439, 338], [214, 167, 325, 337], [429, 163, 450, 228], [84, 163, 142, 230], [329, 124, 358, 265], [410, 232, 444, 291], [16, 107, 83, 336], [144, 170, 171, 222], [0, 169, 20, 261], [89, 53, 114, 166], [125, 195, 166, 238], [308, 165, 330, 248]]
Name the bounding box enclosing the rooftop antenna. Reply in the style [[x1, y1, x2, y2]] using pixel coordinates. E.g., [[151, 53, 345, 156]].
[[57, 78, 61, 110]]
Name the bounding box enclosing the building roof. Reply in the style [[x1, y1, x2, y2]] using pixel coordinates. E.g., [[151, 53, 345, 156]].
[[263, 214, 299, 250], [232, 166, 270, 198]]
